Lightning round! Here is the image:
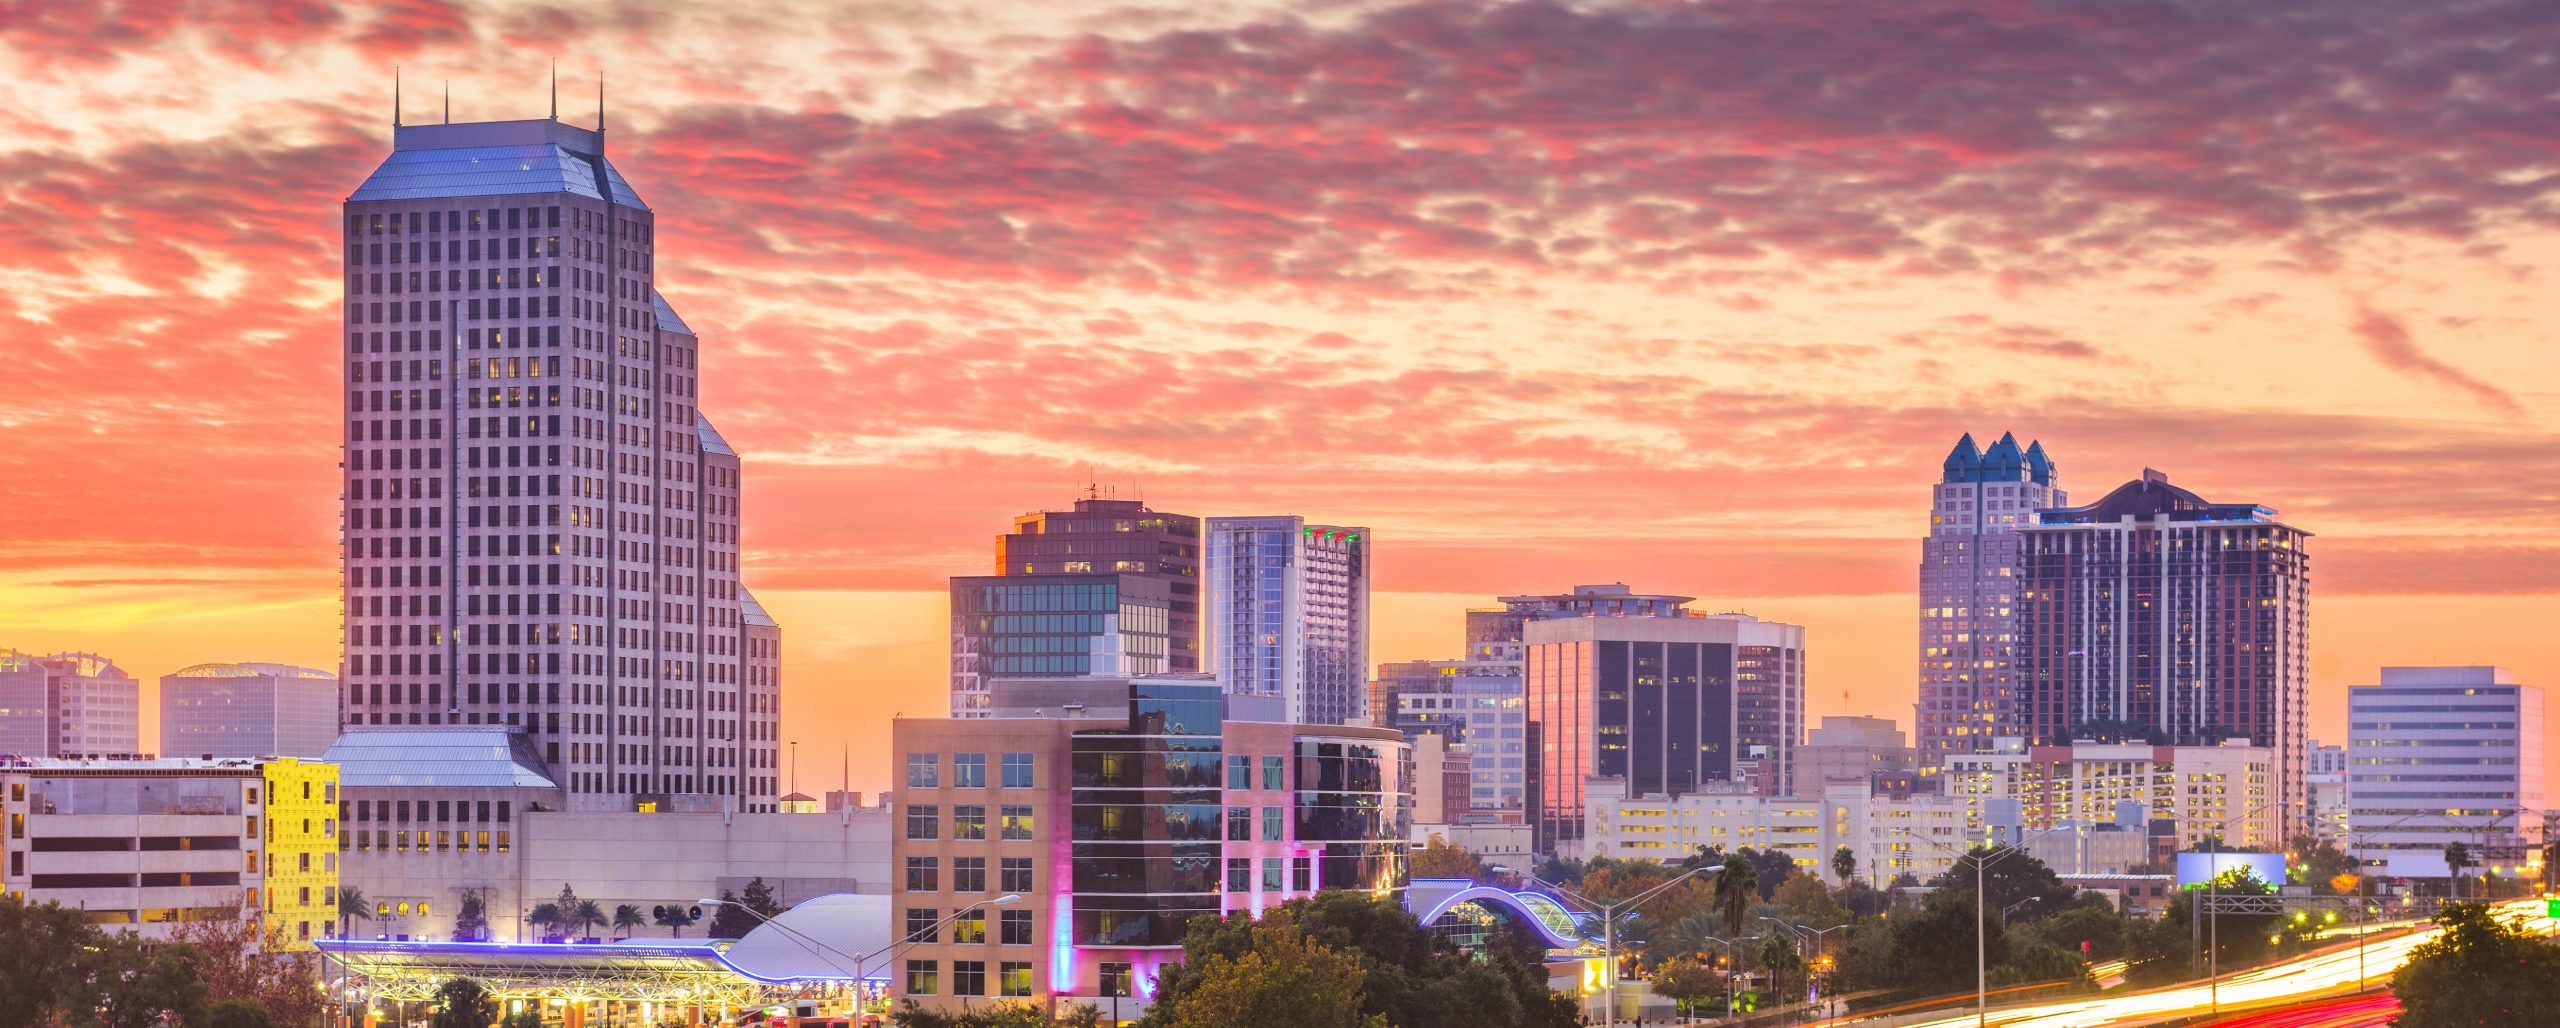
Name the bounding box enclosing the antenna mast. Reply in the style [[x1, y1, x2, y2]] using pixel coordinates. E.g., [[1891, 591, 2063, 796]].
[[549, 58, 558, 120], [442, 80, 450, 123], [392, 66, 401, 128]]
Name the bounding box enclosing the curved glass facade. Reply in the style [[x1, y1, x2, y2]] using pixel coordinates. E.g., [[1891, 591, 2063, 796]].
[[1293, 739, 1410, 896], [1069, 681, 1225, 947]]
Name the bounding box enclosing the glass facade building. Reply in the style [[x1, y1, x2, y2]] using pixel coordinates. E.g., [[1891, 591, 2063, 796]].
[[995, 498, 1200, 670], [1069, 679, 1225, 947], [1204, 517, 1370, 726], [159, 663, 341, 759], [1372, 658, 1527, 820], [949, 575, 1174, 716]]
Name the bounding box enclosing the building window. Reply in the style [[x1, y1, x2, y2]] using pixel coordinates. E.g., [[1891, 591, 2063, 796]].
[[1000, 909, 1033, 946], [954, 753, 987, 789], [1292, 856, 1312, 892], [906, 805, 939, 840], [952, 910, 986, 945], [1262, 807, 1283, 841], [905, 960, 938, 996], [1227, 755, 1251, 790], [905, 857, 939, 892], [907, 753, 939, 789], [952, 961, 986, 997], [1001, 805, 1033, 841], [1263, 858, 1284, 893], [1227, 807, 1249, 841], [953, 805, 986, 841], [1101, 962, 1133, 999], [999, 961, 1033, 997], [1001, 752, 1034, 789], [905, 908, 940, 944], [1001, 857, 1034, 893], [1263, 755, 1285, 790], [954, 857, 987, 893], [1226, 858, 1249, 892]]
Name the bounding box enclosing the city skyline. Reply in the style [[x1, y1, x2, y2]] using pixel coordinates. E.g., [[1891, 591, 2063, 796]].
[[7, 0, 2560, 797]]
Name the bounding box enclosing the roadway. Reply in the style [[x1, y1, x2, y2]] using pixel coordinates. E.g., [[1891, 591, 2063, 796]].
[[1877, 898, 2545, 1028]]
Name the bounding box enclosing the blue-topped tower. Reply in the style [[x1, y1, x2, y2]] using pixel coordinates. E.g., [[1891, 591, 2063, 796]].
[[338, 108, 780, 814], [1915, 432, 2063, 778]]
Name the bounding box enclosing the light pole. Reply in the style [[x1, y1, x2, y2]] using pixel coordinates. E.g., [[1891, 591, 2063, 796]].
[[1493, 863, 1722, 1028], [2196, 800, 2290, 1017], [701, 894, 1021, 1016], [1702, 936, 1757, 1027], [1758, 918, 1849, 1023], [1892, 827, 2025, 1028]]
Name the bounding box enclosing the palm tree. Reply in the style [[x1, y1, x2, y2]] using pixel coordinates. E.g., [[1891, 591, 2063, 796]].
[[338, 886, 374, 941], [2443, 841, 2472, 899], [1831, 846, 1858, 886], [572, 899, 607, 941], [1655, 912, 1727, 966], [526, 902, 563, 941], [1715, 860, 1758, 939], [613, 904, 645, 939]]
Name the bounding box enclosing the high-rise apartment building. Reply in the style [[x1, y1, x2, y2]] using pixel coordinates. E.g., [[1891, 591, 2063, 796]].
[[160, 662, 341, 759], [2015, 469, 2310, 825], [340, 115, 778, 813], [1522, 613, 1806, 852], [1204, 517, 1370, 725], [0, 650, 142, 757], [948, 498, 1198, 717], [2347, 667, 2545, 878], [1916, 432, 2063, 776]]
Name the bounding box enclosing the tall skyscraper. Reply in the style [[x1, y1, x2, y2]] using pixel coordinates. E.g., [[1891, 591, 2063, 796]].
[[1204, 517, 1370, 725], [1521, 613, 1806, 852], [2347, 667, 2544, 876], [0, 649, 142, 757], [160, 662, 341, 759], [947, 497, 1200, 717], [2016, 469, 2310, 826], [1916, 432, 2063, 777], [340, 115, 779, 813]]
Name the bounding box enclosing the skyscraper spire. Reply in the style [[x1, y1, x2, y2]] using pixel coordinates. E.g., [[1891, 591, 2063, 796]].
[[442, 80, 450, 124], [392, 66, 401, 128], [597, 70, 606, 139], [550, 58, 558, 121]]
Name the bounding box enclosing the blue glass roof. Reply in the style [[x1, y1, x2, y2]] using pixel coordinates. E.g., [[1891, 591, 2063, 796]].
[[348, 143, 649, 209], [653, 290, 694, 335], [696, 412, 734, 457]]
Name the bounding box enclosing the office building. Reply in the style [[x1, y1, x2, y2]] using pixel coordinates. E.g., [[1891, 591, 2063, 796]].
[[1583, 779, 1974, 884], [1917, 432, 2064, 777], [948, 575, 1175, 718], [2017, 740, 2277, 851], [2016, 469, 2311, 827], [0, 757, 338, 946], [0, 650, 143, 758], [2347, 667, 2546, 878], [1371, 656, 1527, 821], [2308, 741, 2349, 844], [890, 674, 1408, 1015], [1411, 733, 1474, 824], [1523, 613, 1806, 851], [1465, 584, 1698, 652], [340, 115, 779, 812], [994, 496, 1200, 663], [1796, 715, 1917, 799], [160, 662, 341, 759], [1204, 517, 1370, 725]]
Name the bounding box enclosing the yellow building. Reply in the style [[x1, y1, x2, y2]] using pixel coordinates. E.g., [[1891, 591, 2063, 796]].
[[259, 756, 342, 949]]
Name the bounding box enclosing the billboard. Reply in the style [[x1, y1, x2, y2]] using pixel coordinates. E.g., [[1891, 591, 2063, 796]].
[[2175, 851, 2287, 888]]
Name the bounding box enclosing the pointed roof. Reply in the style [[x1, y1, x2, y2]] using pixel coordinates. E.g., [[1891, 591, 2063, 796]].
[[652, 290, 694, 337], [696, 413, 735, 457], [741, 589, 777, 629], [1942, 433, 1982, 481], [2024, 440, 2055, 486], [349, 120, 648, 209]]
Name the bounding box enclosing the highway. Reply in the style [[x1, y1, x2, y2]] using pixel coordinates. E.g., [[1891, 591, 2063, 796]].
[[1880, 898, 2544, 1028]]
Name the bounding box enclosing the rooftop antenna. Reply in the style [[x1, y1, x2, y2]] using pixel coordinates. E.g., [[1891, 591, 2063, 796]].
[[393, 66, 401, 128], [442, 80, 450, 124], [597, 69, 606, 142], [549, 58, 558, 120]]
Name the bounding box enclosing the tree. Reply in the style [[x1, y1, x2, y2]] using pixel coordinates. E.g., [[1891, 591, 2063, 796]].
[[1649, 960, 1720, 1018], [708, 890, 759, 939], [2392, 902, 2560, 1028], [91, 932, 209, 1028], [430, 977, 498, 1028], [452, 890, 489, 942], [1832, 846, 1858, 886], [571, 899, 607, 940], [169, 903, 327, 1028], [2287, 836, 2356, 893], [1757, 930, 1806, 1008], [1139, 891, 1573, 1028], [555, 883, 582, 915], [1931, 845, 2075, 923], [1770, 874, 1849, 930], [525, 902, 562, 941], [653, 903, 701, 937], [1649, 912, 1728, 967], [2019, 897, 2127, 962], [613, 904, 646, 938], [201, 999, 277, 1028], [1411, 835, 1485, 880], [741, 876, 783, 918], [2443, 841, 2473, 898], [1745, 848, 1795, 900], [338, 885, 373, 941], [894, 1000, 1104, 1027], [1165, 910, 1383, 1028], [0, 893, 105, 1025], [1713, 860, 1758, 938]]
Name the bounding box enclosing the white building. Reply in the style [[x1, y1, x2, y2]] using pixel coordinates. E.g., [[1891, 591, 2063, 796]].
[[2347, 667, 2546, 878], [0, 650, 142, 757], [1584, 779, 1975, 886], [160, 663, 341, 759], [2308, 741, 2349, 844], [1203, 517, 1370, 725], [340, 117, 780, 813]]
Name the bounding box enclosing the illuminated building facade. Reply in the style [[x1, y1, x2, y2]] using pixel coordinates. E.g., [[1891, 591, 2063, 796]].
[[1204, 517, 1370, 725], [2016, 469, 2311, 829], [1916, 432, 2063, 777], [890, 675, 1408, 1016], [340, 115, 779, 814], [2347, 667, 2545, 878]]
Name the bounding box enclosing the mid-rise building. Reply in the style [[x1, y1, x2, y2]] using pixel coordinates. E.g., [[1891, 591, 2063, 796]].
[[1371, 656, 1526, 821], [1583, 779, 1974, 884], [2308, 741, 2349, 844], [340, 115, 779, 813], [1523, 613, 1806, 851], [2347, 667, 2546, 878], [160, 663, 341, 759], [0, 650, 143, 757], [2011, 740, 2278, 851], [1204, 517, 1370, 725], [1916, 433, 2063, 777], [1796, 715, 1917, 799], [948, 574, 1174, 718], [995, 496, 1201, 664], [1466, 584, 1697, 652], [2016, 469, 2310, 829], [0, 757, 338, 946], [890, 674, 1408, 1015]]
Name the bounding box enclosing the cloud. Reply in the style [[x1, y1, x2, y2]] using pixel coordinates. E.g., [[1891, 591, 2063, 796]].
[[2349, 305, 2521, 415]]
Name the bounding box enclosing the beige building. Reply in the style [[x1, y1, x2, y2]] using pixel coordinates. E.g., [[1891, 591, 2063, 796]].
[[0, 650, 143, 758], [1795, 715, 1916, 798], [1584, 779, 1974, 885]]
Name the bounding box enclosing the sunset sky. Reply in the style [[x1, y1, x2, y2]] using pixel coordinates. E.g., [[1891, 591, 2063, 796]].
[[4, 0, 2556, 795]]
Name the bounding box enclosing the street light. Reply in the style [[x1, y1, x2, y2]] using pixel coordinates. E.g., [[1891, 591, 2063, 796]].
[[701, 894, 1022, 1016], [1891, 827, 2019, 1028], [1701, 935, 1758, 1028], [1758, 917, 1850, 1022], [1492, 863, 1722, 1028]]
